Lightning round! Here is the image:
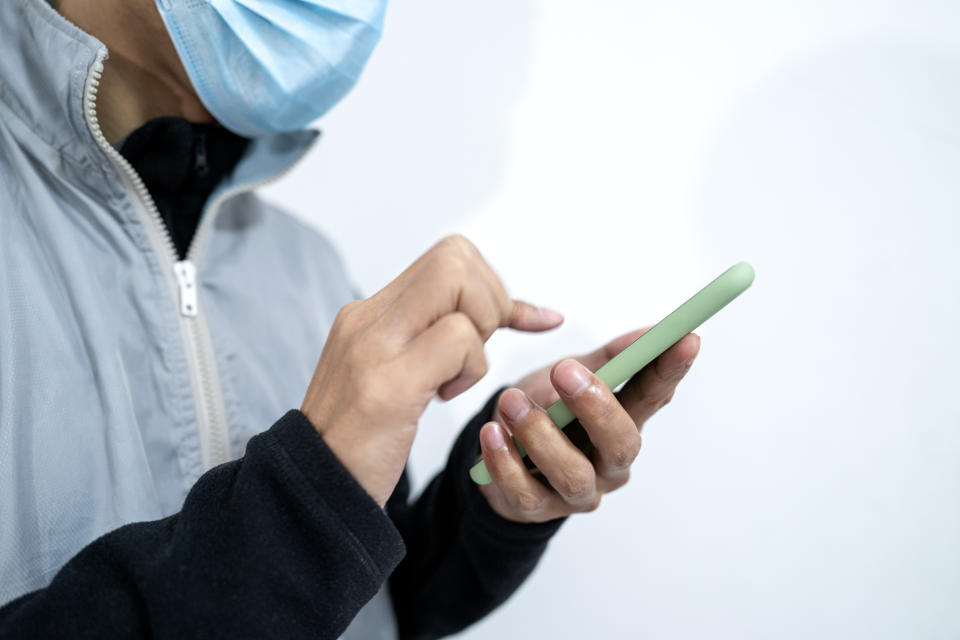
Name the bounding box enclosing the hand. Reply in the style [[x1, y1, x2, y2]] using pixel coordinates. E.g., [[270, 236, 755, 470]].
[[300, 234, 563, 507], [476, 327, 701, 522]]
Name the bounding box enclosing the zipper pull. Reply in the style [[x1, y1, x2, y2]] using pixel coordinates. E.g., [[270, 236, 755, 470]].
[[174, 260, 198, 317]]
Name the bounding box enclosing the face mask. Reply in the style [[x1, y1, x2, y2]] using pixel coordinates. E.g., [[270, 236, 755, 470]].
[[154, 0, 386, 137]]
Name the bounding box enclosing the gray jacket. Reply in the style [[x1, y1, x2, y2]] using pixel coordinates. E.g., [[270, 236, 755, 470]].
[[0, 0, 392, 634]]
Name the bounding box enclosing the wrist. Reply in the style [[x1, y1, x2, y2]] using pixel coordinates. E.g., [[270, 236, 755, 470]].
[[320, 426, 413, 509]]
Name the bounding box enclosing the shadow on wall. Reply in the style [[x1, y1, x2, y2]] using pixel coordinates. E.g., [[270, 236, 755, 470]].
[[276, 0, 538, 257]]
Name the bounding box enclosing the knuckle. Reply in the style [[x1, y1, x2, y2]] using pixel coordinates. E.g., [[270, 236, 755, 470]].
[[606, 469, 631, 492], [658, 389, 676, 409], [438, 258, 473, 296], [449, 253, 470, 278], [509, 489, 544, 514], [623, 434, 643, 465], [555, 468, 593, 501], [341, 299, 363, 313], [638, 388, 673, 415], [474, 350, 489, 378], [593, 391, 622, 425], [448, 312, 478, 343], [608, 446, 634, 470], [335, 300, 363, 325], [582, 494, 602, 513], [515, 419, 548, 450], [461, 346, 488, 383], [572, 381, 605, 411], [332, 303, 374, 351], [439, 233, 475, 256], [478, 307, 500, 339], [499, 298, 516, 328]]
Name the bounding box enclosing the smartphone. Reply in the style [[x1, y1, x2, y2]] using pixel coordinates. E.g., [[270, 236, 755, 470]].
[[469, 261, 755, 485]]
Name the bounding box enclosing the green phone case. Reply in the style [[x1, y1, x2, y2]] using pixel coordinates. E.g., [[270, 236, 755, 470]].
[[469, 261, 755, 485]]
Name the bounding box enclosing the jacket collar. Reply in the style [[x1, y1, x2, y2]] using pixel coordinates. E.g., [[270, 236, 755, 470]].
[[0, 0, 318, 205]]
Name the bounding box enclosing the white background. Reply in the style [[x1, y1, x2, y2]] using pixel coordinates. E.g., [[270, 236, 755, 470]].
[[263, 1, 960, 637]]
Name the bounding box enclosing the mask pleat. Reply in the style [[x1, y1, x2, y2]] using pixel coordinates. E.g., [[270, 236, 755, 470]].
[[156, 0, 386, 136]]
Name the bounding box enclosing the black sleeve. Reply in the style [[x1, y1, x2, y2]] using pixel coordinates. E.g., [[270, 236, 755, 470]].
[[0, 410, 405, 639], [386, 387, 567, 640]]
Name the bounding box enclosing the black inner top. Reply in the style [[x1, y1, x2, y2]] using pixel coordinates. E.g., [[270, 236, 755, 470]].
[[118, 117, 251, 260]]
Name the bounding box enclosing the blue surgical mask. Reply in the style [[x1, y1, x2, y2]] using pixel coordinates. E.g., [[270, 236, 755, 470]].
[[154, 0, 386, 137]]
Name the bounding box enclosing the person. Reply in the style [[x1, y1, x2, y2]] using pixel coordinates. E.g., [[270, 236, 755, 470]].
[[0, 0, 701, 637]]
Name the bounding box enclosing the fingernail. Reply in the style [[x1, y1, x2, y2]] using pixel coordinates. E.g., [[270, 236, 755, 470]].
[[481, 422, 506, 450], [537, 306, 564, 324], [500, 389, 531, 421], [556, 359, 590, 396]]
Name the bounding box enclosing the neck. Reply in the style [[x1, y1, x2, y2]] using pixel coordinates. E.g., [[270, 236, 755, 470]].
[[56, 0, 213, 142]]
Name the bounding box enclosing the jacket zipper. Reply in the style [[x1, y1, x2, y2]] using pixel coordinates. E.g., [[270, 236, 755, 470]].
[[82, 53, 230, 471], [84, 50, 316, 470], [82, 52, 318, 472]]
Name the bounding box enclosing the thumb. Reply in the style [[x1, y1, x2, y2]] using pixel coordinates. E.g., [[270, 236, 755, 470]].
[[521, 326, 656, 408]]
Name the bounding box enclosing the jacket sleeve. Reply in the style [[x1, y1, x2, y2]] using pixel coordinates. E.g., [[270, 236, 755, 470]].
[[386, 387, 567, 640], [0, 410, 406, 639]]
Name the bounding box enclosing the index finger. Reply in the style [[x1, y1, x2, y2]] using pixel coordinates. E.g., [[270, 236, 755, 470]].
[[381, 235, 563, 343], [437, 235, 562, 336], [504, 299, 565, 332]]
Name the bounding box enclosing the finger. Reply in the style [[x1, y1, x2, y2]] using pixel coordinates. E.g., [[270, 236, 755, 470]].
[[478, 421, 566, 522], [460, 245, 564, 334], [374, 234, 469, 299], [503, 299, 565, 332], [373, 234, 500, 342], [616, 332, 701, 428], [468, 266, 563, 338], [387, 235, 563, 343], [444, 235, 565, 336], [498, 388, 601, 512], [459, 241, 518, 329], [399, 311, 488, 400], [552, 359, 641, 487]]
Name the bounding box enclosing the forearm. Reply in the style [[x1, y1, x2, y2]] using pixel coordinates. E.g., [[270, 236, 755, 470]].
[[0, 410, 405, 639], [387, 388, 566, 640]]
